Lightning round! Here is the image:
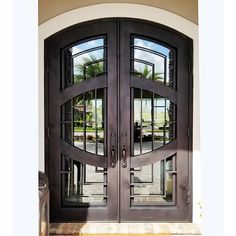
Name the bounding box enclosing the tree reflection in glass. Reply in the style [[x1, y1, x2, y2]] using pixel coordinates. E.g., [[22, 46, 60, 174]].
[[73, 89, 105, 156]]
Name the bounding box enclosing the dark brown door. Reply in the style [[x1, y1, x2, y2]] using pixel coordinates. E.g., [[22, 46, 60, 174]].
[[45, 19, 193, 222]]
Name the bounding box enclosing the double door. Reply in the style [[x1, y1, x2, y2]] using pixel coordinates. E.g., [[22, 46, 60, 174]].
[[45, 19, 193, 222]]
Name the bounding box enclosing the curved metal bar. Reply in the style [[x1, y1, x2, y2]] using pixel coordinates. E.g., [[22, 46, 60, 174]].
[[60, 76, 107, 105], [131, 140, 177, 168], [72, 45, 106, 58], [131, 45, 167, 59], [131, 76, 177, 104], [131, 58, 155, 67], [61, 140, 108, 168]]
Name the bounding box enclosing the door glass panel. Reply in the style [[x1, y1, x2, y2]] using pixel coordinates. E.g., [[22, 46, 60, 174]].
[[85, 91, 96, 154], [154, 95, 165, 149], [73, 94, 84, 149], [61, 89, 106, 156], [61, 154, 107, 206], [63, 37, 106, 89], [130, 155, 176, 206], [97, 89, 105, 155], [132, 88, 177, 156], [133, 89, 141, 156], [131, 37, 176, 88], [142, 90, 153, 154], [61, 100, 73, 144], [166, 100, 177, 144]]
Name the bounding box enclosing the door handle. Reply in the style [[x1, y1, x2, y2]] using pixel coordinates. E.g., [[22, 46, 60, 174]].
[[110, 131, 116, 168], [110, 148, 116, 168], [121, 146, 127, 168], [121, 131, 127, 168]]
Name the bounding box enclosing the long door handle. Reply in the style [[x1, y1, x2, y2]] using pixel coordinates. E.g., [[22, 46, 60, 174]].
[[110, 148, 116, 168], [121, 131, 127, 168], [110, 131, 116, 168], [121, 146, 127, 168]]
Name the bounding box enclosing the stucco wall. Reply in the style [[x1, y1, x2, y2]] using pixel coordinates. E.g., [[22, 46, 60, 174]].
[[39, 0, 198, 25]]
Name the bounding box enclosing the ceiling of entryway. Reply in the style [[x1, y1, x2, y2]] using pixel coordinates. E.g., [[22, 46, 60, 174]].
[[38, 0, 198, 25]]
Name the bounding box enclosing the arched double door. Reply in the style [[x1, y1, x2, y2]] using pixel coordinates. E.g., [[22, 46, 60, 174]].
[[45, 19, 193, 222]]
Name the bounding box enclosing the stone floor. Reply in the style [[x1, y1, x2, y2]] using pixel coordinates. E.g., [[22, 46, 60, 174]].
[[50, 223, 202, 236]]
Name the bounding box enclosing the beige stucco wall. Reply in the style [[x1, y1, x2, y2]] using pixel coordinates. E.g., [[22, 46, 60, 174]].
[[39, 0, 198, 25]]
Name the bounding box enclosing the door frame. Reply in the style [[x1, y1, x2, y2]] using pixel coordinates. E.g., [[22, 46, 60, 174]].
[[44, 18, 193, 222], [45, 19, 120, 222], [117, 19, 193, 222]]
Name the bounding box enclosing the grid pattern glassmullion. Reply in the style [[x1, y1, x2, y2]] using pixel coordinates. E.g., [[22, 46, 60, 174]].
[[151, 92, 154, 151], [95, 89, 98, 155], [61, 154, 107, 206], [132, 89, 177, 156], [130, 154, 177, 206], [131, 36, 176, 88], [164, 98, 166, 145], [83, 93, 86, 151], [140, 89, 143, 155], [62, 37, 107, 89]]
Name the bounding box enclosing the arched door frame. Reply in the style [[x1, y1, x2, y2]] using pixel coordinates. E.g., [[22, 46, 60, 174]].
[[38, 3, 200, 223]]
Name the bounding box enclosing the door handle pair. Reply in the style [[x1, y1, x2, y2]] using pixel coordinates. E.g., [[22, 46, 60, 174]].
[[110, 131, 127, 168]]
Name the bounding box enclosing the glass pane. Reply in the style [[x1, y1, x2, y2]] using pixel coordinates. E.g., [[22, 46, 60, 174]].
[[130, 155, 176, 205], [71, 38, 104, 55], [63, 37, 106, 89], [73, 95, 84, 150], [71, 89, 106, 156], [133, 165, 153, 183], [85, 90, 96, 154], [133, 61, 153, 79], [73, 50, 105, 82], [134, 49, 165, 82], [142, 90, 152, 154], [61, 100, 72, 144], [133, 89, 141, 156], [154, 95, 165, 149], [166, 100, 177, 144], [132, 37, 176, 88], [97, 89, 105, 156], [131, 89, 177, 156], [61, 155, 107, 205]]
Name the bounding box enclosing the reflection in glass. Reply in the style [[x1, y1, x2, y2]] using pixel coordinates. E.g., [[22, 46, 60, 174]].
[[132, 88, 176, 156], [130, 155, 176, 205], [73, 95, 84, 149], [71, 38, 104, 55], [61, 100, 72, 144], [131, 37, 175, 88], [73, 49, 105, 82], [133, 89, 141, 155], [166, 100, 177, 144], [142, 90, 152, 154], [134, 49, 165, 82], [154, 94, 165, 149], [85, 91, 96, 154], [61, 155, 107, 205], [63, 37, 106, 89], [72, 89, 105, 156]]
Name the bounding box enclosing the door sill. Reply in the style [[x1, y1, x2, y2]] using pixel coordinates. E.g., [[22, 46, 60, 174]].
[[50, 222, 202, 235]]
